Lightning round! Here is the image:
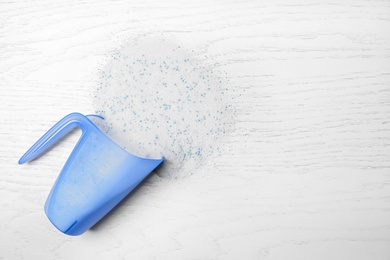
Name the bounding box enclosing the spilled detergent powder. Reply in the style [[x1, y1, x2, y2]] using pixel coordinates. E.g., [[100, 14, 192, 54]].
[[92, 36, 235, 179]]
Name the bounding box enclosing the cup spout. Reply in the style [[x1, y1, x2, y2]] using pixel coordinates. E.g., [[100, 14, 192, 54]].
[[121, 156, 165, 192]]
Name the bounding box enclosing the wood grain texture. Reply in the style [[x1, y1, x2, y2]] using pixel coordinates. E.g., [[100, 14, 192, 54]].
[[1, 0, 390, 259]]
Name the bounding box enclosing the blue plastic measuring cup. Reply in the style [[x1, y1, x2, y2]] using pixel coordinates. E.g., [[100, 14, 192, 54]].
[[19, 112, 164, 235]]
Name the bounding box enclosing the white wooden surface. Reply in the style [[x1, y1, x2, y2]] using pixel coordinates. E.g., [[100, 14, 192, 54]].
[[1, 0, 390, 259]]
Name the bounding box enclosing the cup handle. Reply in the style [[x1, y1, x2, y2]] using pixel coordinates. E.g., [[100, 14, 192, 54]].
[[19, 112, 96, 164]]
